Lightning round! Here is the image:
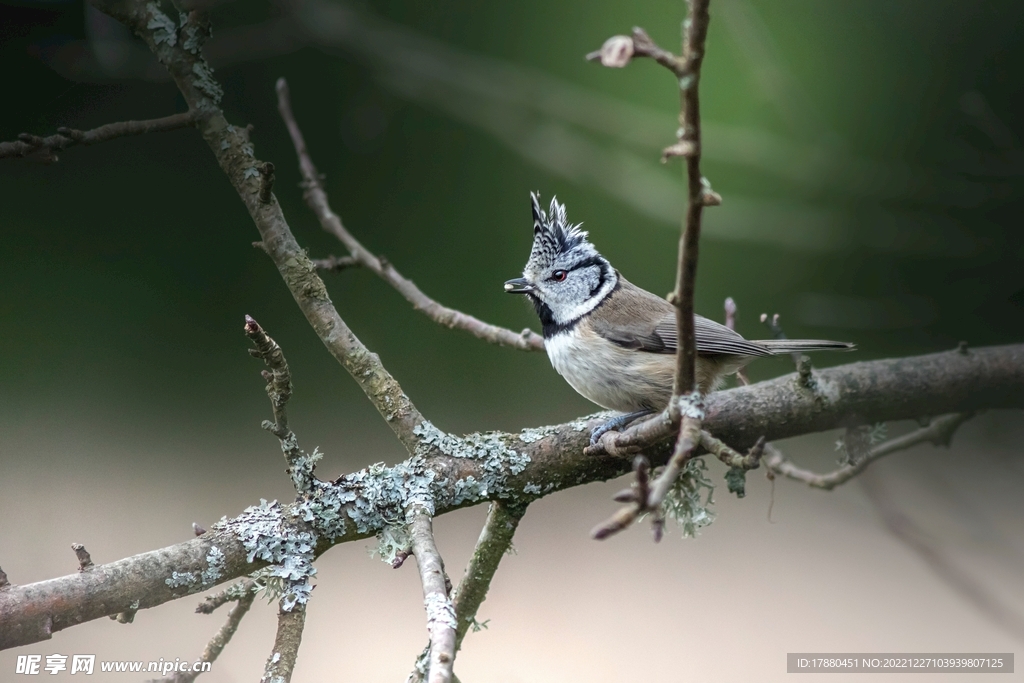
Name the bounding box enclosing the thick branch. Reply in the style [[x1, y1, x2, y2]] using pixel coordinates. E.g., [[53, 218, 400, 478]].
[[409, 509, 457, 683], [85, 0, 426, 452], [0, 112, 197, 162], [275, 78, 544, 353], [0, 531, 252, 649], [2, 345, 1020, 649]]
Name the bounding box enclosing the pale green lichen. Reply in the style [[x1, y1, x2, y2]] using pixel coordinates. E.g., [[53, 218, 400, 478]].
[[201, 546, 225, 585], [836, 422, 887, 465], [166, 571, 197, 588], [522, 482, 541, 495], [295, 482, 354, 539], [242, 167, 260, 179], [191, 61, 224, 104], [287, 445, 322, 493], [146, 4, 177, 46], [329, 455, 437, 534], [221, 421, 540, 588], [413, 421, 531, 507], [214, 499, 316, 611], [373, 523, 412, 565], [659, 459, 716, 538], [424, 591, 457, 632], [518, 427, 554, 443], [179, 13, 203, 54]]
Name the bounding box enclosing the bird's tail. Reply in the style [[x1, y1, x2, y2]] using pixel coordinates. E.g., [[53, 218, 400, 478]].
[[759, 339, 855, 354]]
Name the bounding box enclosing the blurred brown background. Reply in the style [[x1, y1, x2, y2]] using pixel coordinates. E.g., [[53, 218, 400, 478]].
[[2, 0, 1023, 680]]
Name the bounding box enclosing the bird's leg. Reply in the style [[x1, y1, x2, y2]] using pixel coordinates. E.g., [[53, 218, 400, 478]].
[[590, 409, 655, 447]]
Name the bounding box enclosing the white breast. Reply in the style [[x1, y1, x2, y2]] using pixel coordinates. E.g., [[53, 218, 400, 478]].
[[544, 330, 674, 413]]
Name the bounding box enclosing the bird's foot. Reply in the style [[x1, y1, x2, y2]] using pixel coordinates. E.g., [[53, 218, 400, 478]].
[[589, 409, 655, 447]]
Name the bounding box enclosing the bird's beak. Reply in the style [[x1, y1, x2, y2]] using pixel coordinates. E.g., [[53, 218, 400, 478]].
[[504, 277, 534, 294]]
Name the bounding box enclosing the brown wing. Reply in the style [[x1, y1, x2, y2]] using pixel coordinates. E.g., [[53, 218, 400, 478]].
[[591, 276, 771, 357], [655, 314, 772, 357]]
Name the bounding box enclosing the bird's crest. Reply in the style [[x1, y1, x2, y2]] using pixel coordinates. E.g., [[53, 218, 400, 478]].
[[528, 192, 590, 268]]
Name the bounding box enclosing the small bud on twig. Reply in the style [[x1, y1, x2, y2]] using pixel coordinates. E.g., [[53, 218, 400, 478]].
[[193, 523, 207, 536], [72, 543, 94, 572], [661, 140, 696, 163], [586, 35, 635, 67]]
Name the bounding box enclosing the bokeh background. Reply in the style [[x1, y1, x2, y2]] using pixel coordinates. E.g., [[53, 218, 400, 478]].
[[2, 0, 1023, 680]]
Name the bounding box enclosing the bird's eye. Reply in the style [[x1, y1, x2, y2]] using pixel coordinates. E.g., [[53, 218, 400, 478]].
[[551, 270, 567, 282]]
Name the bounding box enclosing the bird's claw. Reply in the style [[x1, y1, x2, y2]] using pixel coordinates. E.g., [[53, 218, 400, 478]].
[[588, 409, 655, 448]]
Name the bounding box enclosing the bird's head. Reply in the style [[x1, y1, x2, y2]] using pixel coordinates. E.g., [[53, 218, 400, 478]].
[[504, 193, 617, 329]]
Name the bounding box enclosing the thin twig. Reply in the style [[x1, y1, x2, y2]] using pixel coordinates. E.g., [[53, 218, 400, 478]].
[[261, 602, 306, 683], [764, 413, 974, 490], [275, 78, 544, 353], [591, 456, 652, 540], [312, 255, 359, 271], [195, 579, 253, 615], [243, 315, 318, 493], [408, 501, 526, 682], [670, 0, 714, 397], [71, 544, 94, 572], [243, 315, 292, 437], [408, 508, 457, 683], [152, 580, 256, 683], [700, 432, 765, 469], [647, 414, 704, 511], [590, 0, 714, 539], [451, 502, 525, 651], [724, 297, 750, 385], [0, 111, 197, 162]]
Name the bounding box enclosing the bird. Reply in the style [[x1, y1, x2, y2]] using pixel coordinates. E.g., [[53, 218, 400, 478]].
[[504, 193, 855, 445]]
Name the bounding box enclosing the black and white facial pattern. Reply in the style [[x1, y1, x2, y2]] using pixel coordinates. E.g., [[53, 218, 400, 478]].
[[522, 193, 617, 335]]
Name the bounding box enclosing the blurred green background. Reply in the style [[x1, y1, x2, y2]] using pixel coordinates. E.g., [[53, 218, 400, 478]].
[[3, 0, 1023, 442], [2, 1, 1023, 681]]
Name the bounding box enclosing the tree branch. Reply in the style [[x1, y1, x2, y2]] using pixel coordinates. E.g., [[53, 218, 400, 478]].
[[409, 509, 457, 683], [153, 580, 256, 683], [275, 78, 544, 353], [409, 501, 525, 682], [261, 603, 306, 683], [588, 0, 714, 539], [243, 315, 319, 493], [0, 112, 197, 162], [2, 344, 1022, 649], [764, 413, 974, 490], [85, 0, 427, 453], [671, 0, 714, 397], [451, 501, 524, 652]]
